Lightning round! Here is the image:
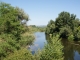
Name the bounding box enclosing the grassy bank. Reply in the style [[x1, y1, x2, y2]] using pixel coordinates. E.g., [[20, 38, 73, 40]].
[[20, 31, 35, 47]]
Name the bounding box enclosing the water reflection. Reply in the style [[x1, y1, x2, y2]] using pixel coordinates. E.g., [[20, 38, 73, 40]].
[[29, 32, 47, 54], [61, 39, 74, 60], [46, 35, 80, 60]]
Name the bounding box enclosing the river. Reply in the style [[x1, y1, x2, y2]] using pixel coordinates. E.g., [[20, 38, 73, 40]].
[[29, 32, 80, 60]]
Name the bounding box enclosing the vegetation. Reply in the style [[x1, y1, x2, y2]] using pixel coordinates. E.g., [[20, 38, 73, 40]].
[[45, 11, 80, 41], [3, 35, 63, 60], [0, 2, 34, 60], [3, 49, 34, 60], [0, 2, 65, 60], [40, 35, 63, 60], [20, 32, 35, 47], [29, 25, 46, 32]]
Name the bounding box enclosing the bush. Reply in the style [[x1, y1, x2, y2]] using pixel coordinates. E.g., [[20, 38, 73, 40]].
[[40, 35, 64, 60], [19, 34, 35, 47], [4, 49, 34, 60], [68, 35, 74, 41], [0, 42, 16, 60]]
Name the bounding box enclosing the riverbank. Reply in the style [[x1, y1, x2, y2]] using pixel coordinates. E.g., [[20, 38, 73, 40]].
[[4, 32, 64, 60], [20, 31, 35, 47]]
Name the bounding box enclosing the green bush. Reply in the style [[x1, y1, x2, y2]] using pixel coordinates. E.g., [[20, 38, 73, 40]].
[[68, 35, 74, 41], [4, 49, 34, 60], [19, 35, 35, 47], [0, 42, 16, 60], [40, 35, 64, 60]]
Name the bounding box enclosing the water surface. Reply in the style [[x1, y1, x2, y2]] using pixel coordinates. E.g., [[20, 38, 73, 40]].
[[29, 32, 47, 54]]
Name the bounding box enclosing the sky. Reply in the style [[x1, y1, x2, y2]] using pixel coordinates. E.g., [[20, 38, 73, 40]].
[[1, 0, 80, 25]]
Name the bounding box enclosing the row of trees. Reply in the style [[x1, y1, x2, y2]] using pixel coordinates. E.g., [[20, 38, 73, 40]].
[[45, 11, 80, 41]]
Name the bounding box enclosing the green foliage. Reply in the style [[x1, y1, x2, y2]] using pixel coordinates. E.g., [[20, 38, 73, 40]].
[[0, 2, 68, 60], [68, 35, 74, 41], [59, 26, 72, 38], [46, 11, 80, 41], [45, 20, 55, 34], [29, 25, 46, 32], [0, 2, 22, 40], [19, 34, 35, 47], [33, 49, 42, 60], [0, 41, 16, 60], [40, 35, 63, 60], [0, 2, 31, 59], [0, 34, 21, 60], [3, 49, 34, 60], [3, 35, 64, 60], [15, 7, 29, 21]]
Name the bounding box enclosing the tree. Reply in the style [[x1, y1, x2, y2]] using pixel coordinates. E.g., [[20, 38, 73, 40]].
[[45, 20, 55, 34], [15, 7, 29, 21], [0, 2, 29, 38], [0, 2, 30, 59], [46, 11, 80, 41]]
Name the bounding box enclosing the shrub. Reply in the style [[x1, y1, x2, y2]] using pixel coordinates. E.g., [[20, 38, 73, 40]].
[[68, 35, 74, 41], [4, 49, 34, 60], [40, 35, 64, 60]]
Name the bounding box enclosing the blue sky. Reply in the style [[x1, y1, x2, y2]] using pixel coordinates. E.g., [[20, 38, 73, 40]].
[[1, 0, 80, 25]]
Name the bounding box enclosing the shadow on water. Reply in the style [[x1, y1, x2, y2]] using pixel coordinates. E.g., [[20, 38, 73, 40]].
[[61, 39, 80, 60]]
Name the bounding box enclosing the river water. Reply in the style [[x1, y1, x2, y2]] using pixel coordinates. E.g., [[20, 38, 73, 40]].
[[29, 32, 80, 60], [29, 32, 47, 54]]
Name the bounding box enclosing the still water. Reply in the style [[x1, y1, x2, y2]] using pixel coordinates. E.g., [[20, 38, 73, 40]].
[[29, 32, 47, 54], [29, 32, 80, 60]]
